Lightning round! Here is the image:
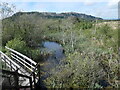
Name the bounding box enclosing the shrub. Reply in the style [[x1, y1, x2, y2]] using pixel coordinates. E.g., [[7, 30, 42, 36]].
[[6, 38, 29, 56], [30, 49, 41, 62]]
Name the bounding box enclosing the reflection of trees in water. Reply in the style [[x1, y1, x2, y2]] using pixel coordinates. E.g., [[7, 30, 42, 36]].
[[39, 41, 65, 88]]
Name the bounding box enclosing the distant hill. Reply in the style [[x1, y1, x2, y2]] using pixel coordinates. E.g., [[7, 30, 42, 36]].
[[10, 12, 103, 21]]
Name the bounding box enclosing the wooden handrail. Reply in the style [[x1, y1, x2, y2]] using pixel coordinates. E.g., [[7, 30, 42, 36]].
[[5, 46, 37, 65], [1, 47, 40, 87], [11, 55, 33, 72], [0, 51, 20, 68], [0, 51, 27, 74], [11, 52, 35, 69]]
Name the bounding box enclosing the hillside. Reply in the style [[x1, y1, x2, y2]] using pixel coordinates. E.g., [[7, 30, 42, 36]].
[[97, 21, 118, 30], [9, 12, 103, 21]]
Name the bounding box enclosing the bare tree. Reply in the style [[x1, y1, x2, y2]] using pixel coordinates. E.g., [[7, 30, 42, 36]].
[[0, 2, 16, 19]]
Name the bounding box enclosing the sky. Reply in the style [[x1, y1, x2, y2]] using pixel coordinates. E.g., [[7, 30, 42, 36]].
[[2, 0, 119, 19]]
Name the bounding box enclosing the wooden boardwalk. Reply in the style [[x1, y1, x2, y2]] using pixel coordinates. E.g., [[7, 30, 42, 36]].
[[0, 46, 40, 89]]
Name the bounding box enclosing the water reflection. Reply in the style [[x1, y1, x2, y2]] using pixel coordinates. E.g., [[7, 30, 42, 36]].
[[42, 41, 65, 62]]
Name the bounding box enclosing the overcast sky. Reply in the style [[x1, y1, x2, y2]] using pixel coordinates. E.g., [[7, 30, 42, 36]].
[[3, 0, 119, 19]]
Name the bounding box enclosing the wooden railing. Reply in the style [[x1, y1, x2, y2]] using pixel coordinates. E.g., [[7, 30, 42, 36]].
[[5, 46, 37, 73], [0, 69, 33, 90], [0, 47, 41, 88], [0, 51, 20, 71]]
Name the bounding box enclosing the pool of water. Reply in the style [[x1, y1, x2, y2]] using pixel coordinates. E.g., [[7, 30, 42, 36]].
[[42, 41, 64, 61], [38, 41, 65, 88]]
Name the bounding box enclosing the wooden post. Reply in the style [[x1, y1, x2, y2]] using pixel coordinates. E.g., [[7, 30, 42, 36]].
[[33, 72, 36, 86], [4, 56, 6, 69], [2, 63, 3, 69], [29, 77, 33, 90], [10, 61, 12, 71], [15, 70, 19, 90], [38, 65, 40, 80]]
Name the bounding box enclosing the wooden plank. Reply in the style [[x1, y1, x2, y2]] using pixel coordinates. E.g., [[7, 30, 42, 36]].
[[1, 58, 28, 76], [0, 51, 20, 69], [0, 51, 19, 70], [1, 85, 31, 89], [5, 46, 37, 65], [3, 47, 39, 75], [0, 51, 37, 88], [0, 69, 31, 78], [11, 53, 35, 69], [0, 51, 35, 78], [11, 55, 33, 72], [1, 59, 16, 71]]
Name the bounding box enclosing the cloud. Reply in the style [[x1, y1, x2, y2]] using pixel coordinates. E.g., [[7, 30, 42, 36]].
[[92, 3, 118, 19], [1, 0, 119, 9], [107, 0, 118, 6], [83, 1, 96, 6], [1, 0, 118, 19], [108, 0, 119, 5], [0, 0, 119, 2]]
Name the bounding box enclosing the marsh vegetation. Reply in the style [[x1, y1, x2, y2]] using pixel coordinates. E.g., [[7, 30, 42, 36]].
[[1, 3, 119, 89]]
